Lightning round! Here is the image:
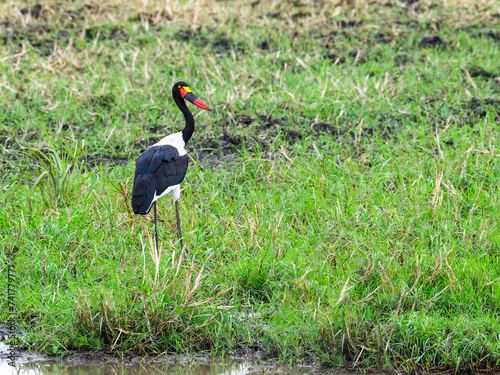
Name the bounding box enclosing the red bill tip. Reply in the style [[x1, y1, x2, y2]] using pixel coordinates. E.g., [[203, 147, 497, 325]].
[[193, 98, 212, 111]]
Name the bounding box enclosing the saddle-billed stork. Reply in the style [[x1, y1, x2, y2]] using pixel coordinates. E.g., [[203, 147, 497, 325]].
[[132, 81, 212, 251]]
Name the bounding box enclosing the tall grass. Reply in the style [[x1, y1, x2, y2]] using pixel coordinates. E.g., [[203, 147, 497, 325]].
[[0, 0, 499, 371], [4, 133, 500, 369], [28, 138, 90, 209]]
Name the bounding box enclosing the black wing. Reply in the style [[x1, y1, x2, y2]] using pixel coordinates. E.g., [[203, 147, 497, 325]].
[[131, 145, 189, 215]]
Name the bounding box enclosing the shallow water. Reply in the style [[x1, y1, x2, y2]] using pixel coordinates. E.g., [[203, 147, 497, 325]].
[[0, 359, 318, 375], [0, 331, 333, 375]]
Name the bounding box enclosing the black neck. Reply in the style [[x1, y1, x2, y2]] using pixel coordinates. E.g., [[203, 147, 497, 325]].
[[174, 96, 194, 143]]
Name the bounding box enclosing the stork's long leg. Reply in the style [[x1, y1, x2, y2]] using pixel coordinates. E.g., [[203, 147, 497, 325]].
[[175, 200, 183, 250], [154, 201, 159, 255]]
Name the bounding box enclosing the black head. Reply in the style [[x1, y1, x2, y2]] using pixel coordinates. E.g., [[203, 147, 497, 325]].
[[172, 81, 211, 111]]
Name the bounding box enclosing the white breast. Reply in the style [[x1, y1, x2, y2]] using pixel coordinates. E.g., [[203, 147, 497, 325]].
[[154, 132, 186, 156]]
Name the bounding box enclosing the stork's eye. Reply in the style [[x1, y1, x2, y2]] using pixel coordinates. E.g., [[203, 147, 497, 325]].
[[178, 85, 181, 88]]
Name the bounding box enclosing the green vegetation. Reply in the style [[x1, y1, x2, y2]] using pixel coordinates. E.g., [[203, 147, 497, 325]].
[[1, 0, 500, 371]]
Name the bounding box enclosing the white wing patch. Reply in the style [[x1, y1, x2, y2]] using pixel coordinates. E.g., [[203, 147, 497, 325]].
[[146, 132, 185, 209]]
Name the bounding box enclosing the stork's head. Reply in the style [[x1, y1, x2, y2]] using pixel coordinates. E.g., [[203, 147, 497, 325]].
[[173, 81, 212, 111]]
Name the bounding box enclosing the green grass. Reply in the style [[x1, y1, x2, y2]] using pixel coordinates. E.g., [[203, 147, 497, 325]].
[[1, 0, 500, 371]]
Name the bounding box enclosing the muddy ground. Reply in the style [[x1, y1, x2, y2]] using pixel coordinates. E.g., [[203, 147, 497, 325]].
[[74, 95, 500, 171]]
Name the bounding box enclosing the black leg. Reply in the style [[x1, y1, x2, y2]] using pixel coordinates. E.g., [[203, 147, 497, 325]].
[[154, 201, 159, 255], [175, 200, 183, 250]]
